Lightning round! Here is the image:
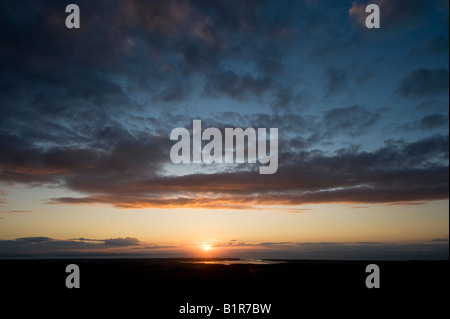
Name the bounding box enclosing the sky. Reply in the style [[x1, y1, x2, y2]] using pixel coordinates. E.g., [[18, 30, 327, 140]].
[[0, 0, 448, 259]]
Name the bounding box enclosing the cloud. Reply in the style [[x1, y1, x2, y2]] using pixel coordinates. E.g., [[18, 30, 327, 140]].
[[401, 114, 449, 131], [69, 237, 140, 246], [418, 114, 448, 130], [212, 240, 448, 260], [1, 70, 448, 213], [414, 100, 449, 113], [423, 36, 449, 55], [17, 237, 53, 243], [40, 134, 449, 209], [0, 132, 168, 184], [258, 56, 284, 74], [0, 236, 149, 258], [323, 67, 350, 97], [7, 210, 33, 213], [323, 105, 380, 136], [396, 67, 449, 98], [403, 134, 449, 160], [104, 237, 140, 246], [355, 73, 375, 86], [119, 0, 191, 36], [0, 0, 448, 213], [0, 0, 294, 116], [204, 70, 272, 101], [432, 236, 449, 242]]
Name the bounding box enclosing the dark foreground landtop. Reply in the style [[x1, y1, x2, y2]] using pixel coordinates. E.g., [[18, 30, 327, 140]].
[[1, 259, 448, 318]]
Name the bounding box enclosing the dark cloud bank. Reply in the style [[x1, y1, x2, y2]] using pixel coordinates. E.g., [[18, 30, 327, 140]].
[[0, 131, 447, 209]]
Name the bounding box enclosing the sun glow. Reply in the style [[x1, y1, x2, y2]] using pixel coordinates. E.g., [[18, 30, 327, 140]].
[[202, 244, 212, 251]]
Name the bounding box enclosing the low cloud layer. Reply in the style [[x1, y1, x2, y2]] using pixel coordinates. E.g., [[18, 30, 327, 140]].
[[0, 236, 171, 258]]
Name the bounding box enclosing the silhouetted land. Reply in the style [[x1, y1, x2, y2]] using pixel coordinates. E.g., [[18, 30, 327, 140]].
[[1, 259, 448, 318]]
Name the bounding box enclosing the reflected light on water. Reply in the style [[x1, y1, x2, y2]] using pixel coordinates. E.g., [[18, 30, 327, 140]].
[[184, 259, 286, 265]]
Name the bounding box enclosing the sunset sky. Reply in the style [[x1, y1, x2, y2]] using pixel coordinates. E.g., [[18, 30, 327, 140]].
[[0, 0, 448, 259]]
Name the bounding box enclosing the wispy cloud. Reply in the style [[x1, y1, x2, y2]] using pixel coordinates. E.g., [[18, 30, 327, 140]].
[[396, 67, 449, 98], [432, 236, 449, 242]]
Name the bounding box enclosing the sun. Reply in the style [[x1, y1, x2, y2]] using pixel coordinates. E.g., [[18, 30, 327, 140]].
[[202, 244, 212, 251]]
